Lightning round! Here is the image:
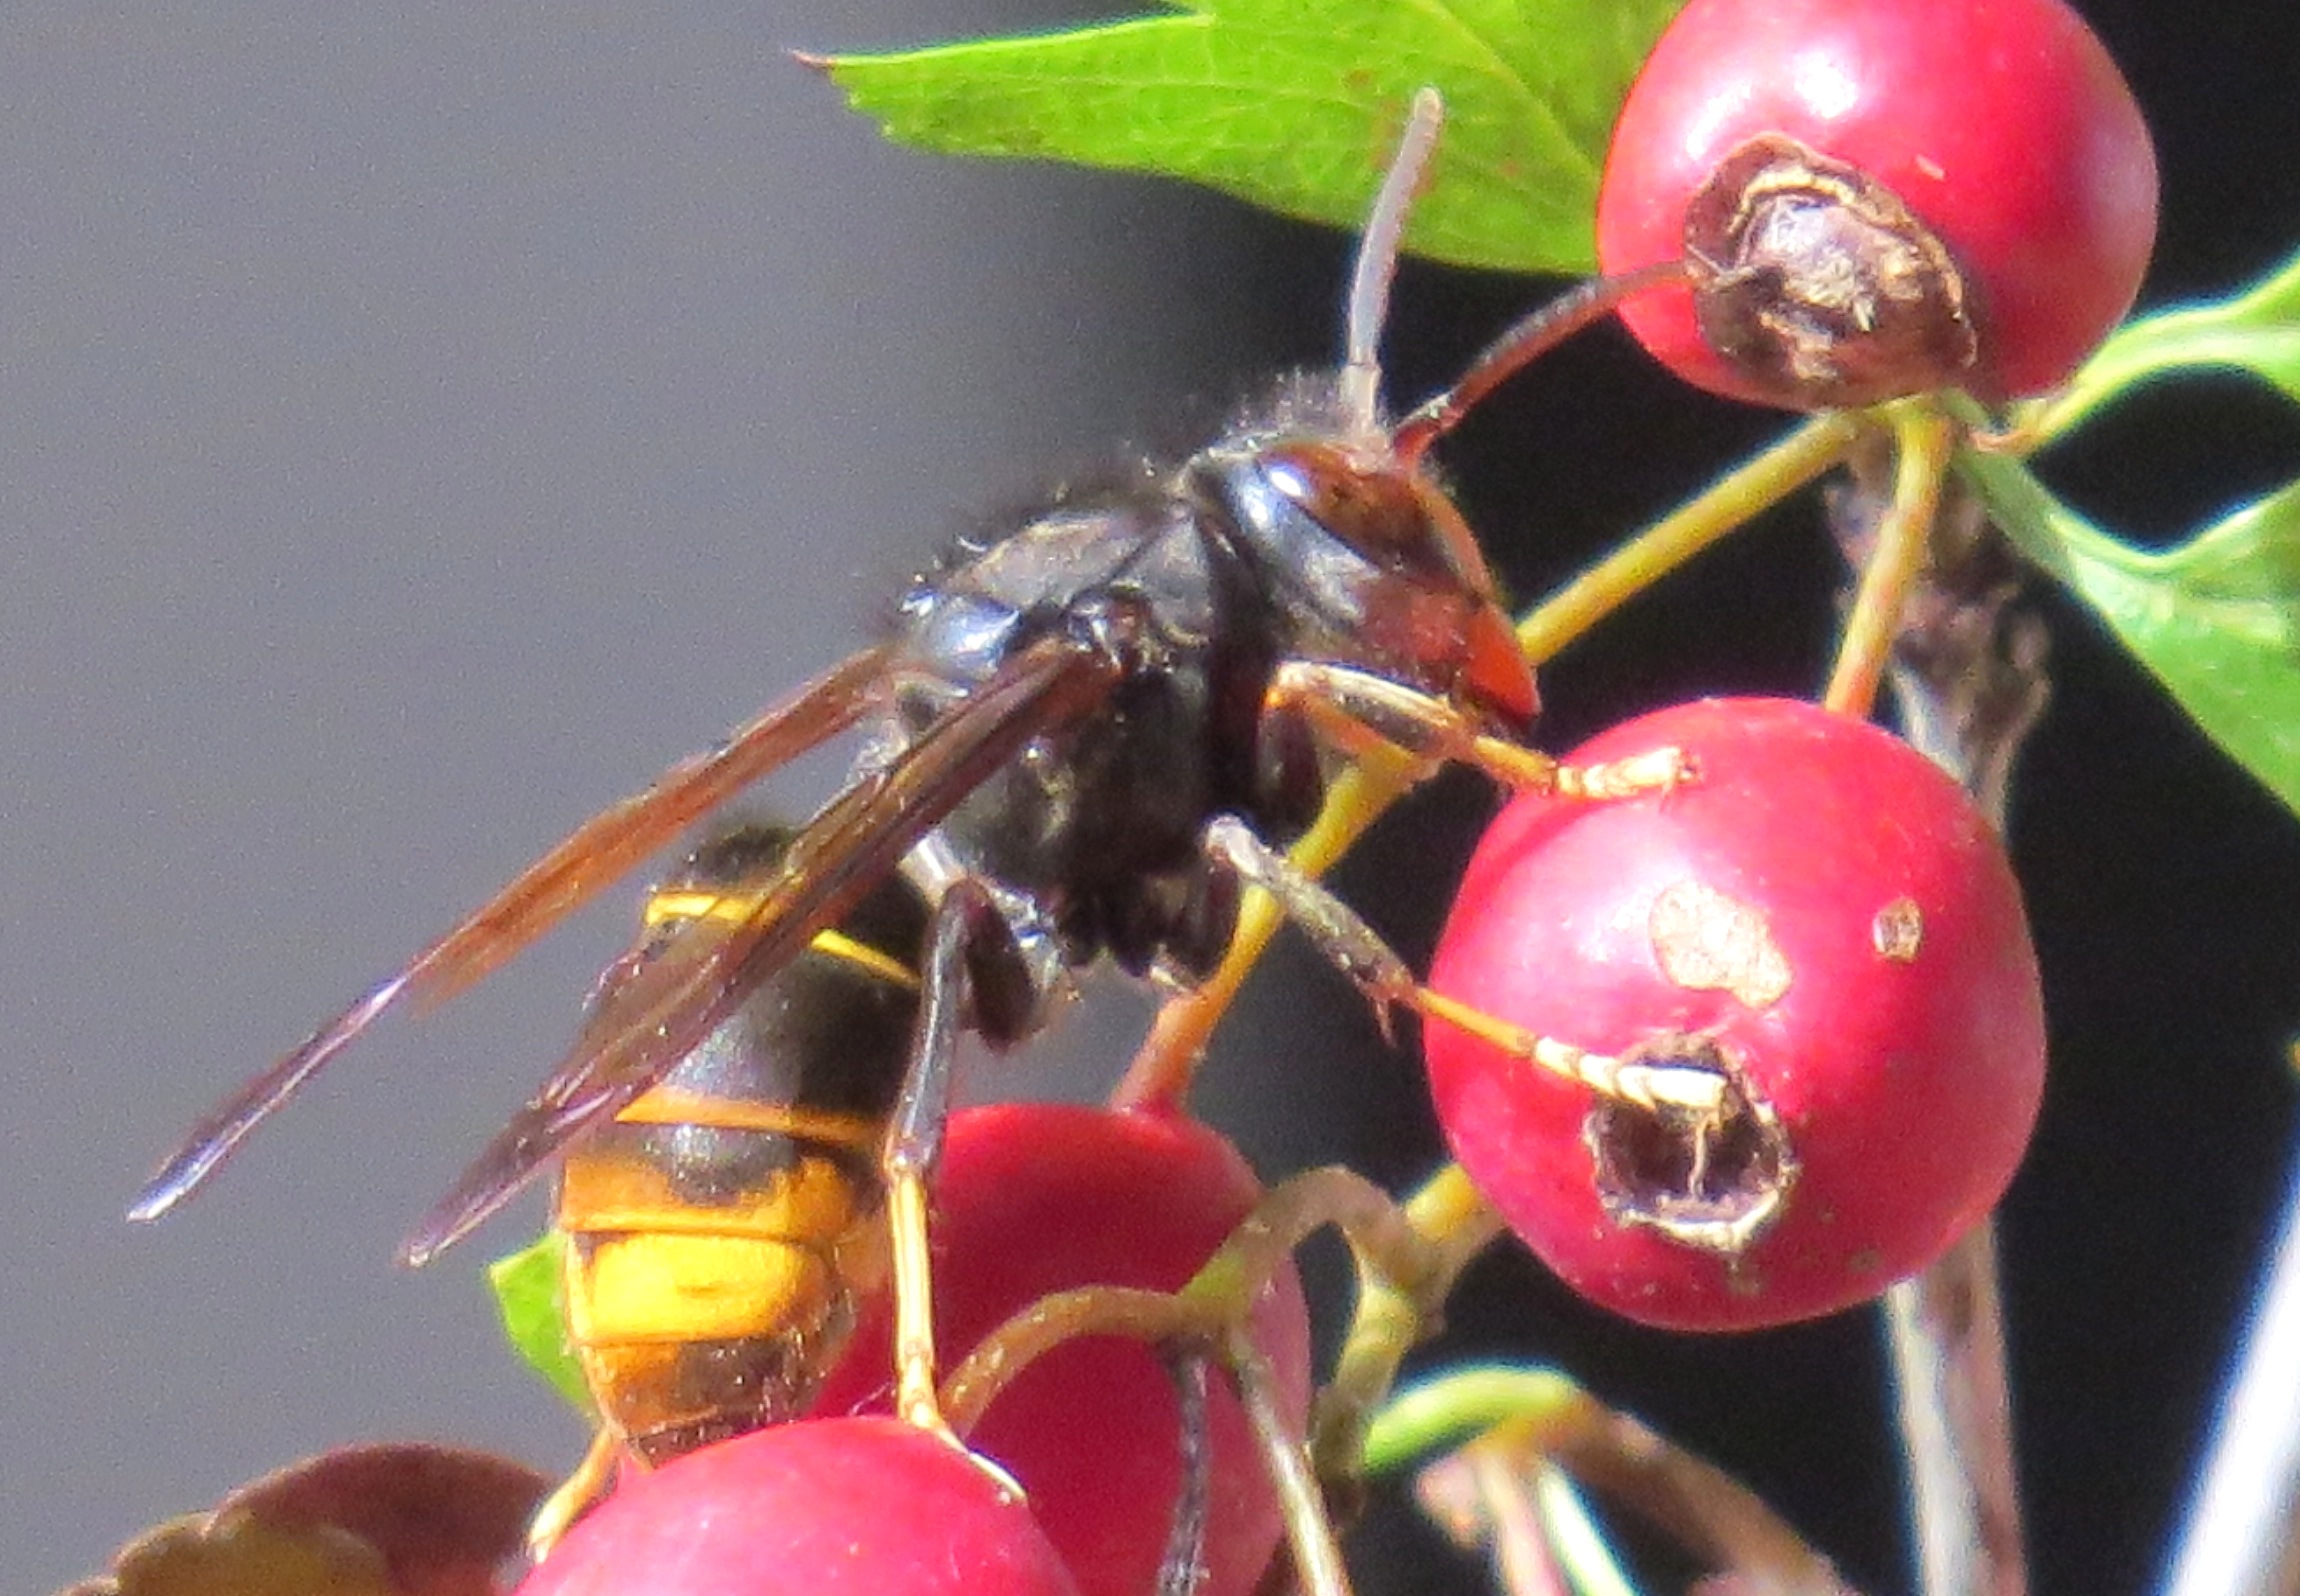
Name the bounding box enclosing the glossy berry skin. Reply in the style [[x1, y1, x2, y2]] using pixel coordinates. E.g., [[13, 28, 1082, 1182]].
[[814, 1103, 1311, 1596], [1427, 699, 2045, 1330], [1597, 0, 2157, 408], [514, 1417, 1081, 1596]]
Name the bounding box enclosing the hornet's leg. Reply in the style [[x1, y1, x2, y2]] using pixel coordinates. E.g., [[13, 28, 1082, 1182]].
[[880, 876, 1008, 1444], [528, 1426, 623, 1560], [1266, 660, 1694, 799], [1198, 817, 1740, 1128]]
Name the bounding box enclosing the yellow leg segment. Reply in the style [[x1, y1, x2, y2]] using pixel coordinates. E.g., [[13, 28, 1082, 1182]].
[[886, 1169, 962, 1446], [529, 1427, 625, 1561]]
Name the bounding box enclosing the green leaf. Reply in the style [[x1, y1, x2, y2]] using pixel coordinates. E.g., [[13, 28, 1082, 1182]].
[[486, 1233, 594, 1420], [1961, 449, 2300, 820], [2041, 247, 2300, 439], [819, 0, 1685, 275]]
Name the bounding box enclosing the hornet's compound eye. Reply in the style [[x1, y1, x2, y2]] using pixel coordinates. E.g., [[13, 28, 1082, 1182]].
[[1258, 442, 1452, 584]]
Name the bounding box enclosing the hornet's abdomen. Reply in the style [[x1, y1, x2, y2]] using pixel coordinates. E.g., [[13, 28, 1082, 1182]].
[[557, 1097, 889, 1461], [552, 822, 926, 1463]]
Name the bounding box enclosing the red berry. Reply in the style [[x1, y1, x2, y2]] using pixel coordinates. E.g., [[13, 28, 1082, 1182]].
[[1596, 0, 2157, 408], [1426, 698, 2045, 1330], [815, 1104, 1311, 1596], [514, 1416, 1081, 1596]]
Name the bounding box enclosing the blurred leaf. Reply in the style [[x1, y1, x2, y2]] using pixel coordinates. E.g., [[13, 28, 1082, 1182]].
[[106, 1514, 394, 1596], [818, 0, 1685, 274], [217, 1443, 549, 1596], [488, 1231, 593, 1418], [2041, 248, 2300, 438], [1961, 449, 2300, 820], [62, 1445, 548, 1596]]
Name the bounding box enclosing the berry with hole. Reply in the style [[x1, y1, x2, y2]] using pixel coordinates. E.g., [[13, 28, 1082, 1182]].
[[1427, 698, 2046, 1330]]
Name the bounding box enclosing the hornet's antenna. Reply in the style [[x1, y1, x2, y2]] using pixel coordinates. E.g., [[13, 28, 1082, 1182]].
[[1394, 260, 1688, 464], [1340, 87, 1446, 437]]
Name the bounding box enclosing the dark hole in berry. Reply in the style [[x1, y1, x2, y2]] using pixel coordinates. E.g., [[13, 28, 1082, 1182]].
[[1583, 1034, 1796, 1256], [1683, 132, 1978, 409]]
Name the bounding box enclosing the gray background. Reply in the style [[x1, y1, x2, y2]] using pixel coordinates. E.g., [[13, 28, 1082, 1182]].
[[16, 3, 2300, 1594], [3, 2, 1356, 1584]]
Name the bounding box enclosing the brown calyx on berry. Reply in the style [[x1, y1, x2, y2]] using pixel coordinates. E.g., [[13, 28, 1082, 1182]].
[[1585, 1033, 1796, 1256], [1684, 132, 1977, 409]]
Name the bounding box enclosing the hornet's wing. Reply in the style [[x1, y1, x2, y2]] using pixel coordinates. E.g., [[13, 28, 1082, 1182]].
[[131, 645, 895, 1222], [400, 632, 1125, 1264]]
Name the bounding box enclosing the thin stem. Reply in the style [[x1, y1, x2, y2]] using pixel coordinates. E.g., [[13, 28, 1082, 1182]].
[[1235, 1327, 1356, 1596], [1417, 1453, 1651, 1596], [1156, 1345, 1216, 1596], [1824, 404, 1954, 716], [1532, 1467, 1647, 1596], [1416, 1448, 1647, 1596], [1850, 444, 2043, 1596], [1518, 410, 1866, 664], [1314, 1164, 1504, 1480], [941, 1286, 1205, 1436], [1404, 1160, 1505, 1274], [940, 1166, 1434, 1436], [1186, 1164, 1440, 1315], [1368, 1367, 1855, 1594], [1480, 1451, 1575, 1596], [2156, 1136, 2300, 1596], [1886, 1224, 2026, 1596], [1362, 1366, 1585, 1473]]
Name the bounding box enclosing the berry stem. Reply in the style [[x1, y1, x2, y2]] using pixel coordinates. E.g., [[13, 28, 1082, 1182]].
[[1232, 1326, 1355, 1596], [939, 1285, 1204, 1436], [937, 1166, 1434, 1435], [1885, 1225, 2025, 1596], [1516, 409, 1866, 664], [933, 1164, 1448, 1596], [1526, 1467, 1644, 1596], [1360, 1366, 1584, 1475], [1402, 1159, 1500, 1258], [1823, 403, 1955, 717], [1185, 1165, 1440, 1314], [2007, 250, 2300, 450], [1312, 1164, 1504, 1483], [1841, 458, 2045, 1596]]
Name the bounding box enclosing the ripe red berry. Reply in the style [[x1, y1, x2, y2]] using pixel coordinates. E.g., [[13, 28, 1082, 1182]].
[[1596, 0, 2157, 408], [1426, 698, 2046, 1330], [513, 1416, 1081, 1596], [814, 1103, 1311, 1596]]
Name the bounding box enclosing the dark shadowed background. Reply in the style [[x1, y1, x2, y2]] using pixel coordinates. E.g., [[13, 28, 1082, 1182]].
[[10, 3, 2300, 1593]]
